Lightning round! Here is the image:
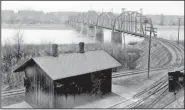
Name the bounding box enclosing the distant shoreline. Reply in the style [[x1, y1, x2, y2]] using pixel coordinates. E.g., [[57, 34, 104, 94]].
[[2, 23, 184, 30], [1, 23, 73, 30]]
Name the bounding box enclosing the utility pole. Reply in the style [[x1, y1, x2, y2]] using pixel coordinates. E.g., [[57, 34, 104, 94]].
[[123, 33, 127, 67], [177, 18, 181, 45], [123, 33, 126, 49], [140, 8, 143, 35], [147, 26, 152, 79]]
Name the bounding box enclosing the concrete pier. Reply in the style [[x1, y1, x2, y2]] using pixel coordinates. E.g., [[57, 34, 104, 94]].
[[76, 23, 81, 31], [88, 25, 96, 37], [82, 24, 88, 34], [111, 31, 122, 44], [95, 27, 104, 43]]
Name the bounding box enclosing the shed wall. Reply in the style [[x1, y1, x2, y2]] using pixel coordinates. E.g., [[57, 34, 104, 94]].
[[53, 69, 112, 108], [24, 61, 54, 108]]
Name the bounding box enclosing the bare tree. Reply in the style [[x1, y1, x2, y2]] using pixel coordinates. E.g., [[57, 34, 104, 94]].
[[13, 26, 24, 62], [1, 28, 25, 90]]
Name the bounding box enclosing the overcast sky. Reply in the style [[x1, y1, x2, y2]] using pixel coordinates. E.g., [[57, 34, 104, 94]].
[[1, 1, 184, 15]]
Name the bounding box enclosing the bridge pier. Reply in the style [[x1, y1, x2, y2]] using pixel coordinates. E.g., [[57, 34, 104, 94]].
[[87, 25, 96, 37], [79, 24, 84, 33], [95, 27, 104, 43], [69, 22, 72, 27], [68, 21, 71, 26], [76, 23, 81, 31], [74, 23, 77, 29], [72, 22, 75, 28], [81, 24, 88, 35], [111, 31, 122, 44]]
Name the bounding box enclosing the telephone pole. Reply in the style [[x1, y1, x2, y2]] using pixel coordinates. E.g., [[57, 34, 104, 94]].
[[146, 18, 155, 79], [148, 27, 152, 79], [177, 18, 181, 45]]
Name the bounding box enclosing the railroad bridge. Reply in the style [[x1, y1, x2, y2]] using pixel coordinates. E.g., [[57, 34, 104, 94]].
[[68, 9, 157, 44]]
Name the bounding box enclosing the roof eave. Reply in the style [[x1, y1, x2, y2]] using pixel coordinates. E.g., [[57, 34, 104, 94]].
[[53, 64, 122, 80], [13, 58, 34, 73]]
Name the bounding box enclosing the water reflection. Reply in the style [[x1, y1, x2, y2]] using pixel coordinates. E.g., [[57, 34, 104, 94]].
[[1, 29, 95, 45]]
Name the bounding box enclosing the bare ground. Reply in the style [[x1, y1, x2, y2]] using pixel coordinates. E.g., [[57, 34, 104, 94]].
[[1, 93, 25, 107]]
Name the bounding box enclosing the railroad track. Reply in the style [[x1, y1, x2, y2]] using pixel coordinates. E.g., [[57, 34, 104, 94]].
[[1, 88, 25, 98], [160, 38, 184, 67], [144, 38, 184, 108], [112, 65, 179, 78], [109, 76, 168, 108], [113, 37, 184, 78], [110, 38, 184, 108], [136, 38, 170, 69], [127, 82, 168, 108]]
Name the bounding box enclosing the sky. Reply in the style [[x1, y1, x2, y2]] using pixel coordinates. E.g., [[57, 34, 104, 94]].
[[1, 1, 184, 15]]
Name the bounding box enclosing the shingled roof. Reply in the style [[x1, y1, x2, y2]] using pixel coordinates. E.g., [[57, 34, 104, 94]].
[[14, 50, 121, 80]]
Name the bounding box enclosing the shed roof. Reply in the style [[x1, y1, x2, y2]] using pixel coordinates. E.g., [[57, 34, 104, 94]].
[[14, 50, 121, 80]]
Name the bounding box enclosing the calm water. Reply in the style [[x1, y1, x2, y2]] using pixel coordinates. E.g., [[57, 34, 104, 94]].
[[1, 26, 184, 45], [1, 29, 95, 45], [156, 25, 184, 41]]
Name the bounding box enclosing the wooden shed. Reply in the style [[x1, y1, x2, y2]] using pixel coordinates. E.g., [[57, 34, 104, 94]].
[[14, 43, 121, 108]]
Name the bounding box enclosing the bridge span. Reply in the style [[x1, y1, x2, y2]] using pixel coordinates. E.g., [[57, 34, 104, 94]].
[[68, 9, 157, 44]]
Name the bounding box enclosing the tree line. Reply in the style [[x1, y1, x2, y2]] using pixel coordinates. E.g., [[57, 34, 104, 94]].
[[2, 10, 184, 26], [1, 10, 78, 24]]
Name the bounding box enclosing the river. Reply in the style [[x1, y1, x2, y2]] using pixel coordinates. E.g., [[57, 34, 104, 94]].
[[1, 25, 184, 45]]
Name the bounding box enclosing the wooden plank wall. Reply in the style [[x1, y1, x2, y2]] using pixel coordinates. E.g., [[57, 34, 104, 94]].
[[24, 61, 54, 108], [53, 69, 112, 108], [35, 65, 54, 108], [54, 73, 93, 108], [24, 60, 112, 108]]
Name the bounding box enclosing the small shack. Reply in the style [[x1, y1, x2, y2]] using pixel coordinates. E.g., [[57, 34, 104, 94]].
[[14, 42, 121, 108]]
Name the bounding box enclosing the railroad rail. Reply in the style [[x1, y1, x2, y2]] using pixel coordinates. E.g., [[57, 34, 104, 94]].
[[109, 76, 168, 108], [113, 37, 184, 78], [112, 65, 183, 78], [1, 88, 25, 98], [110, 37, 184, 108]]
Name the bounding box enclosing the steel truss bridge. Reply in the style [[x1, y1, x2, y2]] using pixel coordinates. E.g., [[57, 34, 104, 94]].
[[68, 9, 157, 38]]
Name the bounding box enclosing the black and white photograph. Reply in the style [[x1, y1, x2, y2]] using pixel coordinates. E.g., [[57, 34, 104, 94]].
[[1, 1, 184, 109]]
